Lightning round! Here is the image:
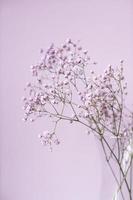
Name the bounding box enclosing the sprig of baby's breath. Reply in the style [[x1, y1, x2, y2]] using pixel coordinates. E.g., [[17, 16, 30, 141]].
[[23, 39, 133, 200]]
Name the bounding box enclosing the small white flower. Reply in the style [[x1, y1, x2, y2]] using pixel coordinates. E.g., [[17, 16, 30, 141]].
[[38, 134, 42, 139], [85, 130, 90, 135], [63, 80, 69, 85], [26, 82, 31, 87], [22, 96, 26, 101], [22, 117, 27, 122], [84, 111, 89, 118], [43, 130, 50, 136], [90, 70, 94, 74], [25, 105, 31, 113], [30, 118, 34, 122], [66, 38, 71, 43], [51, 100, 56, 104], [84, 100, 89, 107], [77, 105, 81, 108]]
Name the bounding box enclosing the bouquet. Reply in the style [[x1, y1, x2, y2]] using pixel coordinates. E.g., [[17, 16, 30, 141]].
[[23, 39, 133, 200]]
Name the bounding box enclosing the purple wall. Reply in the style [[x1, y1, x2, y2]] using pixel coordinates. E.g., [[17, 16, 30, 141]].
[[0, 0, 133, 199]]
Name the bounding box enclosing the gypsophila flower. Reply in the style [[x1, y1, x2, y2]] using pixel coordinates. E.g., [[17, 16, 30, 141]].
[[23, 40, 133, 199], [38, 131, 60, 150]]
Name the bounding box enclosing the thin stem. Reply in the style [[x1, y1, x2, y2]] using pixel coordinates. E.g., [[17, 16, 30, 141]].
[[102, 136, 132, 200], [130, 158, 133, 198], [100, 138, 125, 200], [117, 159, 132, 198]]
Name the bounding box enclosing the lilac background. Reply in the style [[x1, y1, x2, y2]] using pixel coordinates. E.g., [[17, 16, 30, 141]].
[[0, 0, 133, 200]]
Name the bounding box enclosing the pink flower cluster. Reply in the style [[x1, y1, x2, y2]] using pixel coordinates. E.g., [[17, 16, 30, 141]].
[[23, 40, 133, 199], [23, 40, 133, 153], [38, 131, 60, 151]]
